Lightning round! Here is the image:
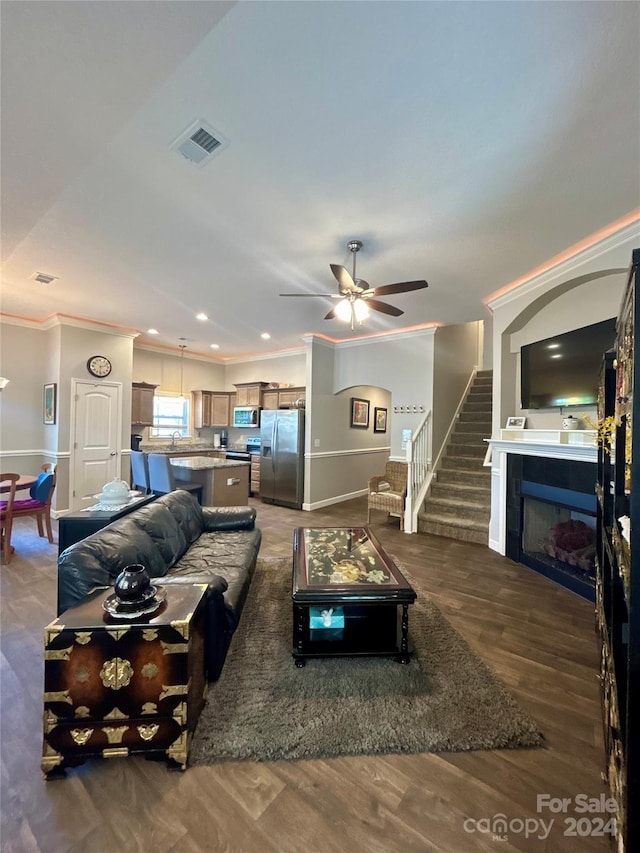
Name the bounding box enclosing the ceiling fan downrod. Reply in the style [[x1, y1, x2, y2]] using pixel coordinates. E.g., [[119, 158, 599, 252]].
[[347, 239, 363, 285]]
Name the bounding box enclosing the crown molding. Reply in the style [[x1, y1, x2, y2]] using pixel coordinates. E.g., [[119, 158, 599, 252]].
[[303, 324, 438, 352], [0, 311, 139, 338], [486, 215, 640, 312]]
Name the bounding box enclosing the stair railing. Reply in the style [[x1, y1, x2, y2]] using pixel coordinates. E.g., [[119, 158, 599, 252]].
[[404, 409, 432, 533], [404, 366, 478, 534]]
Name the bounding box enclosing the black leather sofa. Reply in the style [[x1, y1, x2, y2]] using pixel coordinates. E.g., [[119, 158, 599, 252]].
[[57, 490, 262, 680]]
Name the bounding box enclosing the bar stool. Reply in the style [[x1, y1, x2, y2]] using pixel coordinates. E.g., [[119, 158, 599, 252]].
[[130, 451, 150, 494], [147, 454, 203, 504]]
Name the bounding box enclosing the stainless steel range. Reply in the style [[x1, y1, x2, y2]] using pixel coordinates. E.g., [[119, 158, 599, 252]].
[[225, 436, 261, 496]]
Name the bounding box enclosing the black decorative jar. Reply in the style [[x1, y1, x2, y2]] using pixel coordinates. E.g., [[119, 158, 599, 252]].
[[114, 564, 150, 602]]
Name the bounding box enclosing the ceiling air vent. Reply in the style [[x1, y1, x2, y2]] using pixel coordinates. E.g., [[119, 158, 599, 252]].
[[32, 272, 57, 285], [170, 119, 229, 167]]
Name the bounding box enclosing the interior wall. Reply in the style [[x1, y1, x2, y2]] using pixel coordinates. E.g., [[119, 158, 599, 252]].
[[303, 331, 435, 509], [509, 276, 624, 428], [58, 325, 135, 509], [489, 223, 638, 437], [224, 351, 306, 389], [332, 329, 436, 459], [132, 347, 225, 440], [432, 322, 481, 457], [0, 322, 52, 485], [482, 313, 493, 369]]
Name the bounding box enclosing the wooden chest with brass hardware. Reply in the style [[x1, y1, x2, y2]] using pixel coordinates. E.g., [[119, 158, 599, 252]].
[[42, 584, 207, 778]]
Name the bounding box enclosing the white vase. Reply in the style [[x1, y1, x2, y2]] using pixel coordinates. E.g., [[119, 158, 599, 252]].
[[562, 416, 579, 430]]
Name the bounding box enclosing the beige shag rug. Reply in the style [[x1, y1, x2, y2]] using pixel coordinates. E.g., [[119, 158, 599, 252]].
[[190, 558, 543, 764]]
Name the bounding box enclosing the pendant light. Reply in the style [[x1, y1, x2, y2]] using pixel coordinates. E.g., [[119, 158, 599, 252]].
[[178, 344, 186, 403]]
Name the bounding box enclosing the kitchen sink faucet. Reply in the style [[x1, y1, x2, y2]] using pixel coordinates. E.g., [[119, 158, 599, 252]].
[[170, 431, 181, 449]]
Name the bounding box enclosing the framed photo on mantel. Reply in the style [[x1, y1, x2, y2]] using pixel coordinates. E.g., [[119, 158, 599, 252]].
[[505, 416, 526, 429]]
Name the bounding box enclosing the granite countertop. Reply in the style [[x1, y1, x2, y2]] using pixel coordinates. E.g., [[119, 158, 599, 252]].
[[140, 444, 247, 455], [170, 456, 250, 471]]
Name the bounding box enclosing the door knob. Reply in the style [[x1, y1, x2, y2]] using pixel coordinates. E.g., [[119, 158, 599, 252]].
[[110, 451, 117, 456]]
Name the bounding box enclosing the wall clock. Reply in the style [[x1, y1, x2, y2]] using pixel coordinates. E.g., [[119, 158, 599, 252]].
[[87, 355, 112, 378]]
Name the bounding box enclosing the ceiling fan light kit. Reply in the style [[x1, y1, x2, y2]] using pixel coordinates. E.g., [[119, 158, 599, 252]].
[[280, 239, 428, 330]]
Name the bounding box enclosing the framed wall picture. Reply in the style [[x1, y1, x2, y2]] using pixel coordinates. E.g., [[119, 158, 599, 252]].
[[374, 406, 387, 433], [505, 416, 526, 429], [350, 397, 370, 428], [43, 383, 57, 425]]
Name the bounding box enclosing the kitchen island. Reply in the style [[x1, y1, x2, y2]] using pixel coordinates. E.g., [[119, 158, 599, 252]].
[[170, 456, 249, 507]]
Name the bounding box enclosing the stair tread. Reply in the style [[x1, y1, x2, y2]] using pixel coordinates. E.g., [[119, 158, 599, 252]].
[[425, 496, 489, 510], [416, 370, 492, 544], [418, 513, 489, 531]]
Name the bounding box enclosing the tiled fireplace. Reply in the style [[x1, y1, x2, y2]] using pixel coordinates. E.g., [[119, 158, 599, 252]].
[[505, 455, 597, 600], [489, 431, 598, 601]]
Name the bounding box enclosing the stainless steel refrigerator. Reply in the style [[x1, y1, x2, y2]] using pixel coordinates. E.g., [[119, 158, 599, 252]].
[[260, 409, 304, 509]]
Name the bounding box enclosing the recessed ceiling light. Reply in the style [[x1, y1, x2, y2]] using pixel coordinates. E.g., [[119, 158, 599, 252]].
[[547, 343, 560, 349], [196, 312, 208, 321], [261, 332, 271, 340], [147, 328, 159, 335], [551, 354, 562, 359], [210, 344, 220, 349]]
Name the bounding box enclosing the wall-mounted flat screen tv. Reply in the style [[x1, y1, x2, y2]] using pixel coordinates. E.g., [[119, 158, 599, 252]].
[[520, 318, 616, 409]]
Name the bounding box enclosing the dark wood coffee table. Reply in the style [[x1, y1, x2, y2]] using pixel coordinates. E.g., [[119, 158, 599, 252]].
[[292, 526, 416, 667]]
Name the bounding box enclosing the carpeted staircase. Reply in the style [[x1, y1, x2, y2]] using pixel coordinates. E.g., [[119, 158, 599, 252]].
[[418, 369, 492, 544]]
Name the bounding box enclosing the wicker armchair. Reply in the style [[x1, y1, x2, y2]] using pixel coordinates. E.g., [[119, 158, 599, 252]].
[[367, 461, 408, 529]]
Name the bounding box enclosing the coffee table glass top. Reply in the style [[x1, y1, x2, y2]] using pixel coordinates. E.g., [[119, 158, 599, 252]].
[[297, 527, 403, 589]]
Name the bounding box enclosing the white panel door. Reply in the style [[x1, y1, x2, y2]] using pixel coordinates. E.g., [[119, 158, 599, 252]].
[[72, 381, 121, 509]]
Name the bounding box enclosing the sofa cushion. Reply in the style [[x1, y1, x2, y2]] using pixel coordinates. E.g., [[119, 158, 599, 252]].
[[167, 528, 262, 631], [57, 520, 170, 613], [201, 505, 256, 531], [153, 490, 204, 545], [127, 502, 188, 568]]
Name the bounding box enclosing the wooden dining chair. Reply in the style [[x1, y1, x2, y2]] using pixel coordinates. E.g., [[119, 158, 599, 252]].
[[11, 463, 57, 544], [0, 473, 20, 564]]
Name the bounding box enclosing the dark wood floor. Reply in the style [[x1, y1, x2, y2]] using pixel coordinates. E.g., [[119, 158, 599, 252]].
[[1, 497, 611, 852]]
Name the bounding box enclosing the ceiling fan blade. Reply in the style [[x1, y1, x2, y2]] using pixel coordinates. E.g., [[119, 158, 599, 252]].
[[280, 293, 342, 298], [330, 264, 357, 293], [324, 306, 339, 320], [365, 299, 404, 317], [363, 280, 429, 297]]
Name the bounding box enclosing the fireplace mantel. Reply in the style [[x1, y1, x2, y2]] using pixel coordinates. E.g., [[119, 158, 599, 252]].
[[487, 431, 598, 555]]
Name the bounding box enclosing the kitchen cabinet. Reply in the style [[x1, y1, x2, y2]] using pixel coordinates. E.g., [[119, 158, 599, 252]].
[[276, 387, 305, 408], [192, 391, 232, 428], [131, 382, 157, 427], [261, 390, 279, 410], [171, 457, 249, 507], [261, 386, 305, 410], [250, 455, 260, 496], [234, 382, 268, 406]]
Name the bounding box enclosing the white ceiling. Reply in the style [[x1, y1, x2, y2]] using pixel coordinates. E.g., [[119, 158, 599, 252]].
[[2, 1, 639, 359]]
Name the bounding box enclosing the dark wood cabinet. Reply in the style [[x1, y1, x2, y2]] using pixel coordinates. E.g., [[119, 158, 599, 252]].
[[42, 584, 207, 777], [596, 247, 639, 851], [131, 382, 157, 427]]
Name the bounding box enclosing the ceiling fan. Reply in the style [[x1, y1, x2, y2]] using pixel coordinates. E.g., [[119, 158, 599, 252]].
[[280, 240, 428, 330]]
